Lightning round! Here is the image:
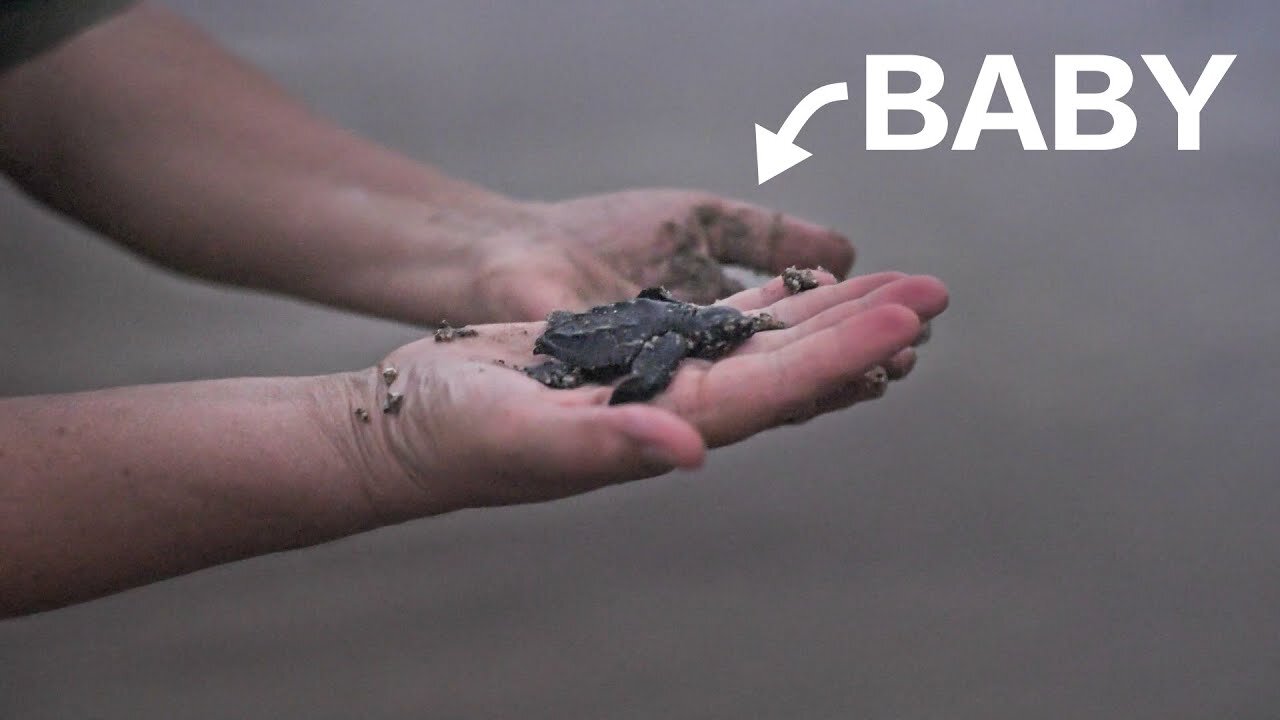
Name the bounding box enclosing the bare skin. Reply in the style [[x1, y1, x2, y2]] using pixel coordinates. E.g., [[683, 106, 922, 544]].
[[0, 272, 947, 616], [0, 3, 853, 325], [0, 4, 950, 616]]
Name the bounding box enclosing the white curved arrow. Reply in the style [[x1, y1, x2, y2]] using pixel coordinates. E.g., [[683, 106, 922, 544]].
[[755, 82, 849, 184]]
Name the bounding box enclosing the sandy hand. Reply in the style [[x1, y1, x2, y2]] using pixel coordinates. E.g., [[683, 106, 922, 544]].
[[343, 271, 947, 517], [471, 189, 857, 321]]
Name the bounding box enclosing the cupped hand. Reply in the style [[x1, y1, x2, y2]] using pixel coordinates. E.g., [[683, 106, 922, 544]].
[[470, 189, 856, 322], [349, 271, 947, 516]]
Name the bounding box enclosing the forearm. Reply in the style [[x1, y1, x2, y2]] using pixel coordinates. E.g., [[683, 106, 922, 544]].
[[0, 372, 412, 616], [0, 2, 529, 324]]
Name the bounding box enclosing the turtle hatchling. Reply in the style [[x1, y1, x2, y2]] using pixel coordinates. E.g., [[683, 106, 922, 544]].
[[524, 287, 784, 405]]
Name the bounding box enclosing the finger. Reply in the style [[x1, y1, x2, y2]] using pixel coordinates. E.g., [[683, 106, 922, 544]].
[[885, 347, 917, 380], [803, 347, 918, 420], [697, 201, 856, 278], [675, 304, 921, 446], [809, 376, 887, 418], [914, 320, 932, 347], [764, 272, 942, 326], [748, 274, 949, 351], [716, 268, 840, 311], [807, 350, 913, 413], [725, 270, 905, 319], [498, 402, 706, 500]]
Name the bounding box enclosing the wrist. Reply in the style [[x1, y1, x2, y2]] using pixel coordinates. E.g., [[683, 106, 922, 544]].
[[307, 184, 543, 326], [311, 367, 468, 526]]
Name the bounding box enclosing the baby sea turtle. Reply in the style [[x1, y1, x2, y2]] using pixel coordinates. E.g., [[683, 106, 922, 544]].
[[525, 287, 784, 405]]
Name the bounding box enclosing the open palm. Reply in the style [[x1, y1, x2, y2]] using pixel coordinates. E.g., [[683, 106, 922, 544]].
[[361, 270, 947, 513]]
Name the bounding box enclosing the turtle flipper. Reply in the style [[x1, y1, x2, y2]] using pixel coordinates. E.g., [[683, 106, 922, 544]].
[[609, 331, 687, 404], [524, 359, 584, 389]]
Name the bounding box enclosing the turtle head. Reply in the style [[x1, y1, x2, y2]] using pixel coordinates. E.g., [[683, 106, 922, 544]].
[[689, 305, 763, 358]]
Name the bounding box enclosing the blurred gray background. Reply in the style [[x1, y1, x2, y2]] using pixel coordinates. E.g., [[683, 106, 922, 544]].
[[3, 1, 1279, 718]]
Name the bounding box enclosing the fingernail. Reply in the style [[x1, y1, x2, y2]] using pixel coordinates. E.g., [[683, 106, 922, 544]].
[[913, 321, 932, 347], [639, 446, 680, 470]]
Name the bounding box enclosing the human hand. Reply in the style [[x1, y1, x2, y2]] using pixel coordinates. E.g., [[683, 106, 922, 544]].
[[458, 189, 857, 323], [342, 271, 946, 518]]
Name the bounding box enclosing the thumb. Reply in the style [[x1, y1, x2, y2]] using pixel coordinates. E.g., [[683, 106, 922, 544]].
[[510, 402, 706, 497]]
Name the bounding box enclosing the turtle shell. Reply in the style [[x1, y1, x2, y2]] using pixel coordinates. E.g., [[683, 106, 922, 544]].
[[534, 298, 694, 372]]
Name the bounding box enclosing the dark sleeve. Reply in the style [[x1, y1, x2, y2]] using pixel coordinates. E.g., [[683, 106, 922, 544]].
[[1, 0, 139, 72]]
